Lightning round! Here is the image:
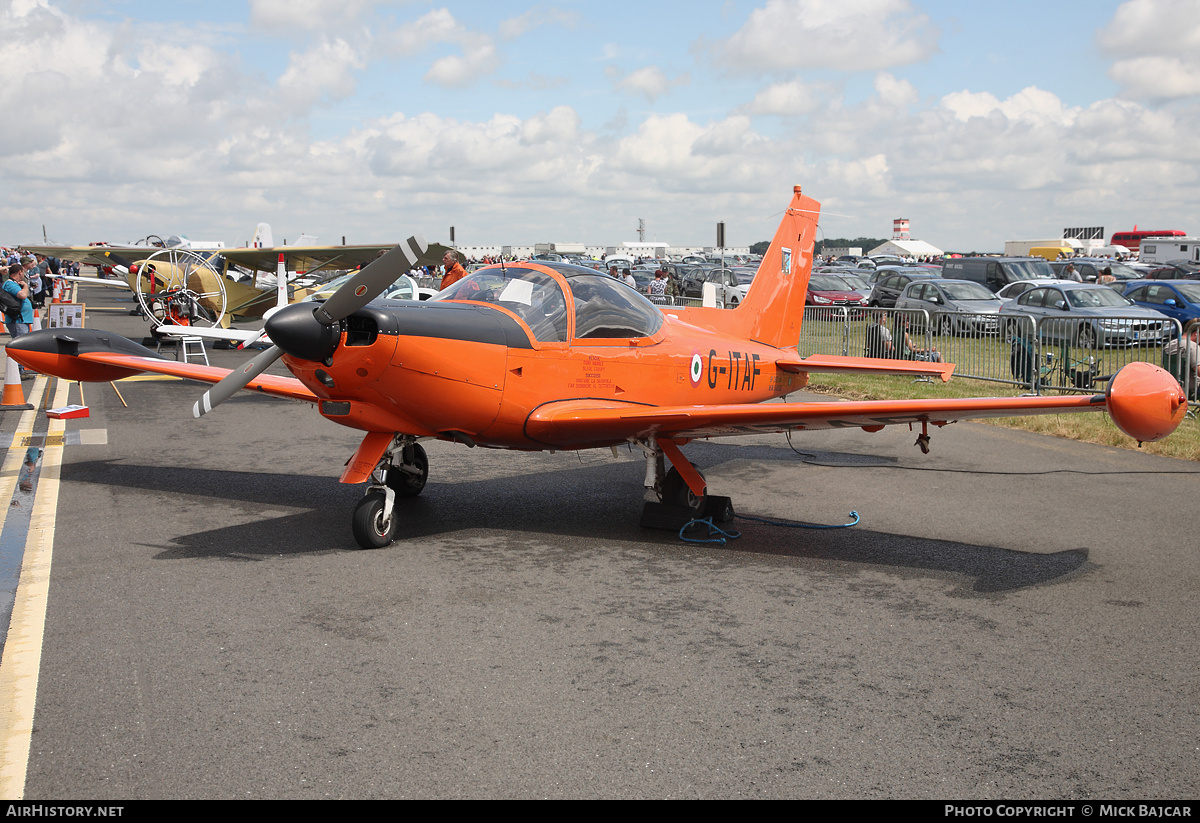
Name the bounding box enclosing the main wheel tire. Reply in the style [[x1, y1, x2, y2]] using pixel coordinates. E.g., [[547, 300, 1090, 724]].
[[352, 491, 397, 549], [661, 466, 706, 512], [387, 443, 428, 498]]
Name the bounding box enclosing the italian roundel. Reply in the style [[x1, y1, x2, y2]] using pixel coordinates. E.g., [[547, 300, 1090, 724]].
[[690, 352, 703, 386]]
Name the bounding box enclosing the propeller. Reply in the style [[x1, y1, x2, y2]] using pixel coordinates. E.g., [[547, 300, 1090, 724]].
[[192, 235, 427, 418]]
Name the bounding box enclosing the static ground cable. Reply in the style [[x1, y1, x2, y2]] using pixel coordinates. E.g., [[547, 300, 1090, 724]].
[[736, 511, 861, 530]]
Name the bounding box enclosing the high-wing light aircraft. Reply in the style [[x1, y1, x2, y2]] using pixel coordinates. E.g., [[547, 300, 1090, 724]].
[[8, 186, 1188, 548], [22, 237, 450, 321]]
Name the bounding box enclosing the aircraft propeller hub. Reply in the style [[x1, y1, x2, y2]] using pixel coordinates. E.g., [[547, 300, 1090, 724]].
[[264, 301, 340, 363]]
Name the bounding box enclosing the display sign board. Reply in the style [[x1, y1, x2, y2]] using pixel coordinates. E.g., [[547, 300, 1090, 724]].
[[47, 303, 85, 329]]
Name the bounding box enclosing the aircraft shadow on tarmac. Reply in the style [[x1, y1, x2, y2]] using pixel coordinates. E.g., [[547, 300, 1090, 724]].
[[62, 446, 1091, 594]]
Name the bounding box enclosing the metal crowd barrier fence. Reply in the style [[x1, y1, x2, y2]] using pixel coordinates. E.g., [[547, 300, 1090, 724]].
[[800, 306, 935, 363], [798, 307, 1195, 400]]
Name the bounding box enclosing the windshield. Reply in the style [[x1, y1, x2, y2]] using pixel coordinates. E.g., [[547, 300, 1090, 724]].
[[432, 266, 569, 342], [809, 275, 848, 291], [1066, 288, 1131, 308], [940, 282, 995, 301], [1101, 262, 1141, 280]]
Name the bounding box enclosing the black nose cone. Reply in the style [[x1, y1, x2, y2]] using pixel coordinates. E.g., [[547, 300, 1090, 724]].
[[264, 302, 340, 362]]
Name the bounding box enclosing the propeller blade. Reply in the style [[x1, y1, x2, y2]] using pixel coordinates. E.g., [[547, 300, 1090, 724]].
[[314, 235, 426, 325], [192, 344, 282, 418]]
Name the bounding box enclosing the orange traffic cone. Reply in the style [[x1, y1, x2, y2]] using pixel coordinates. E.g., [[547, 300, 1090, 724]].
[[0, 352, 33, 410], [31, 309, 40, 332]]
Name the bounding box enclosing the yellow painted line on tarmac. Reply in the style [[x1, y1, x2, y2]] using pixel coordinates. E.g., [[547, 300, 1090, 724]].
[[0, 377, 69, 799]]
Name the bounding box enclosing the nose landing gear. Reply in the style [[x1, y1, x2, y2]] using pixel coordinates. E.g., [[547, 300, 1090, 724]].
[[351, 438, 430, 549]]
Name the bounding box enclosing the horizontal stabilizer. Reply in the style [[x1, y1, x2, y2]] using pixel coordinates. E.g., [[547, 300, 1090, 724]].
[[789, 354, 955, 382]]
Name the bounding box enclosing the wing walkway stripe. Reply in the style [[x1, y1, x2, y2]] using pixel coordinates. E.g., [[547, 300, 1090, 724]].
[[0, 376, 70, 799]]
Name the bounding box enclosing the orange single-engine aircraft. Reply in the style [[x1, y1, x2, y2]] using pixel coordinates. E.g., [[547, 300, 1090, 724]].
[[7, 186, 1188, 548]]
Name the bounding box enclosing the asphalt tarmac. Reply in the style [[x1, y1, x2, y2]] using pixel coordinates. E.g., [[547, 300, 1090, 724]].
[[4, 284, 1199, 799]]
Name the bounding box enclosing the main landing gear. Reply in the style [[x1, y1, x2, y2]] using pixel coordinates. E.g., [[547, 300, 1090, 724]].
[[636, 437, 735, 530], [351, 438, 430, 549]]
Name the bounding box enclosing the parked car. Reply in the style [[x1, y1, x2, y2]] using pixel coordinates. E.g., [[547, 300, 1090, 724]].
[[995, 278, 1075, 303], [941, 256, 1057, 293], [1144, 261, 1200, 280], [895, 279, 1004, 335], [997, 283, 1171, 347], [1121, 280, 1200, 331], [818, 272, 872, 300], [730, 267, 758, 301], [1049, 258, 1143, 284], [681, 267, 743, 305], [806, 274, 869, 316], [867, 270, 941, 308], [629, 268, 656, 292]]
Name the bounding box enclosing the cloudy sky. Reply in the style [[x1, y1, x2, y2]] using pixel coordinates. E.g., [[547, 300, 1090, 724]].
[[3, 0, 1198, 252]]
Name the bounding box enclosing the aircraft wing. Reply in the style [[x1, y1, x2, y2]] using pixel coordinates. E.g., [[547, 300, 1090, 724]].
[[219, 242, 455, 274], [60, 274, 132, 289], [21, 245, 166, 267], [25, 242, 454, 276], [6, 328, 316, 404], [523, 374, 1182, 447]]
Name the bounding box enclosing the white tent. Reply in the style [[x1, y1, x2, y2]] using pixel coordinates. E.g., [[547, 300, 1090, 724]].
[[869, 239, 944, 258]]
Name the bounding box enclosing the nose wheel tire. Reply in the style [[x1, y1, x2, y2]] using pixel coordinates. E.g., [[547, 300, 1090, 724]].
[[352, 491, 397, 549]]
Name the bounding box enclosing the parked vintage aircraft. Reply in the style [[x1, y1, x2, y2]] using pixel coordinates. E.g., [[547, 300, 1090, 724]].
[[8, 187, 1188, 548], [22, 236, 450, 321]]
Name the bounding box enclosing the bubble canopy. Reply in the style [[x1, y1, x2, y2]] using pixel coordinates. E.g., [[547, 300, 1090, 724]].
[[431, 262, 664, 343]]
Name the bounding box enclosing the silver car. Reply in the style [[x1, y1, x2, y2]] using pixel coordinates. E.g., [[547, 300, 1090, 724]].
[[896, 279, 1004, 335], [997, 283, 1171, 348]]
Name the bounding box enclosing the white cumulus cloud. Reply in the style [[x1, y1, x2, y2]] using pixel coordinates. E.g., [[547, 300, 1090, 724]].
[[608, 66, 690, 102], [742, 80, 823, 115], [707, 0, 939, 73], [1099, 0, 1200, 100]]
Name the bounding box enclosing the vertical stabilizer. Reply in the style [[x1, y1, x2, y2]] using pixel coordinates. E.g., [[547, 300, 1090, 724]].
[[670, 187, 819, 350], [252, 223, 274, 249], [735, 186, 820, 349]]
